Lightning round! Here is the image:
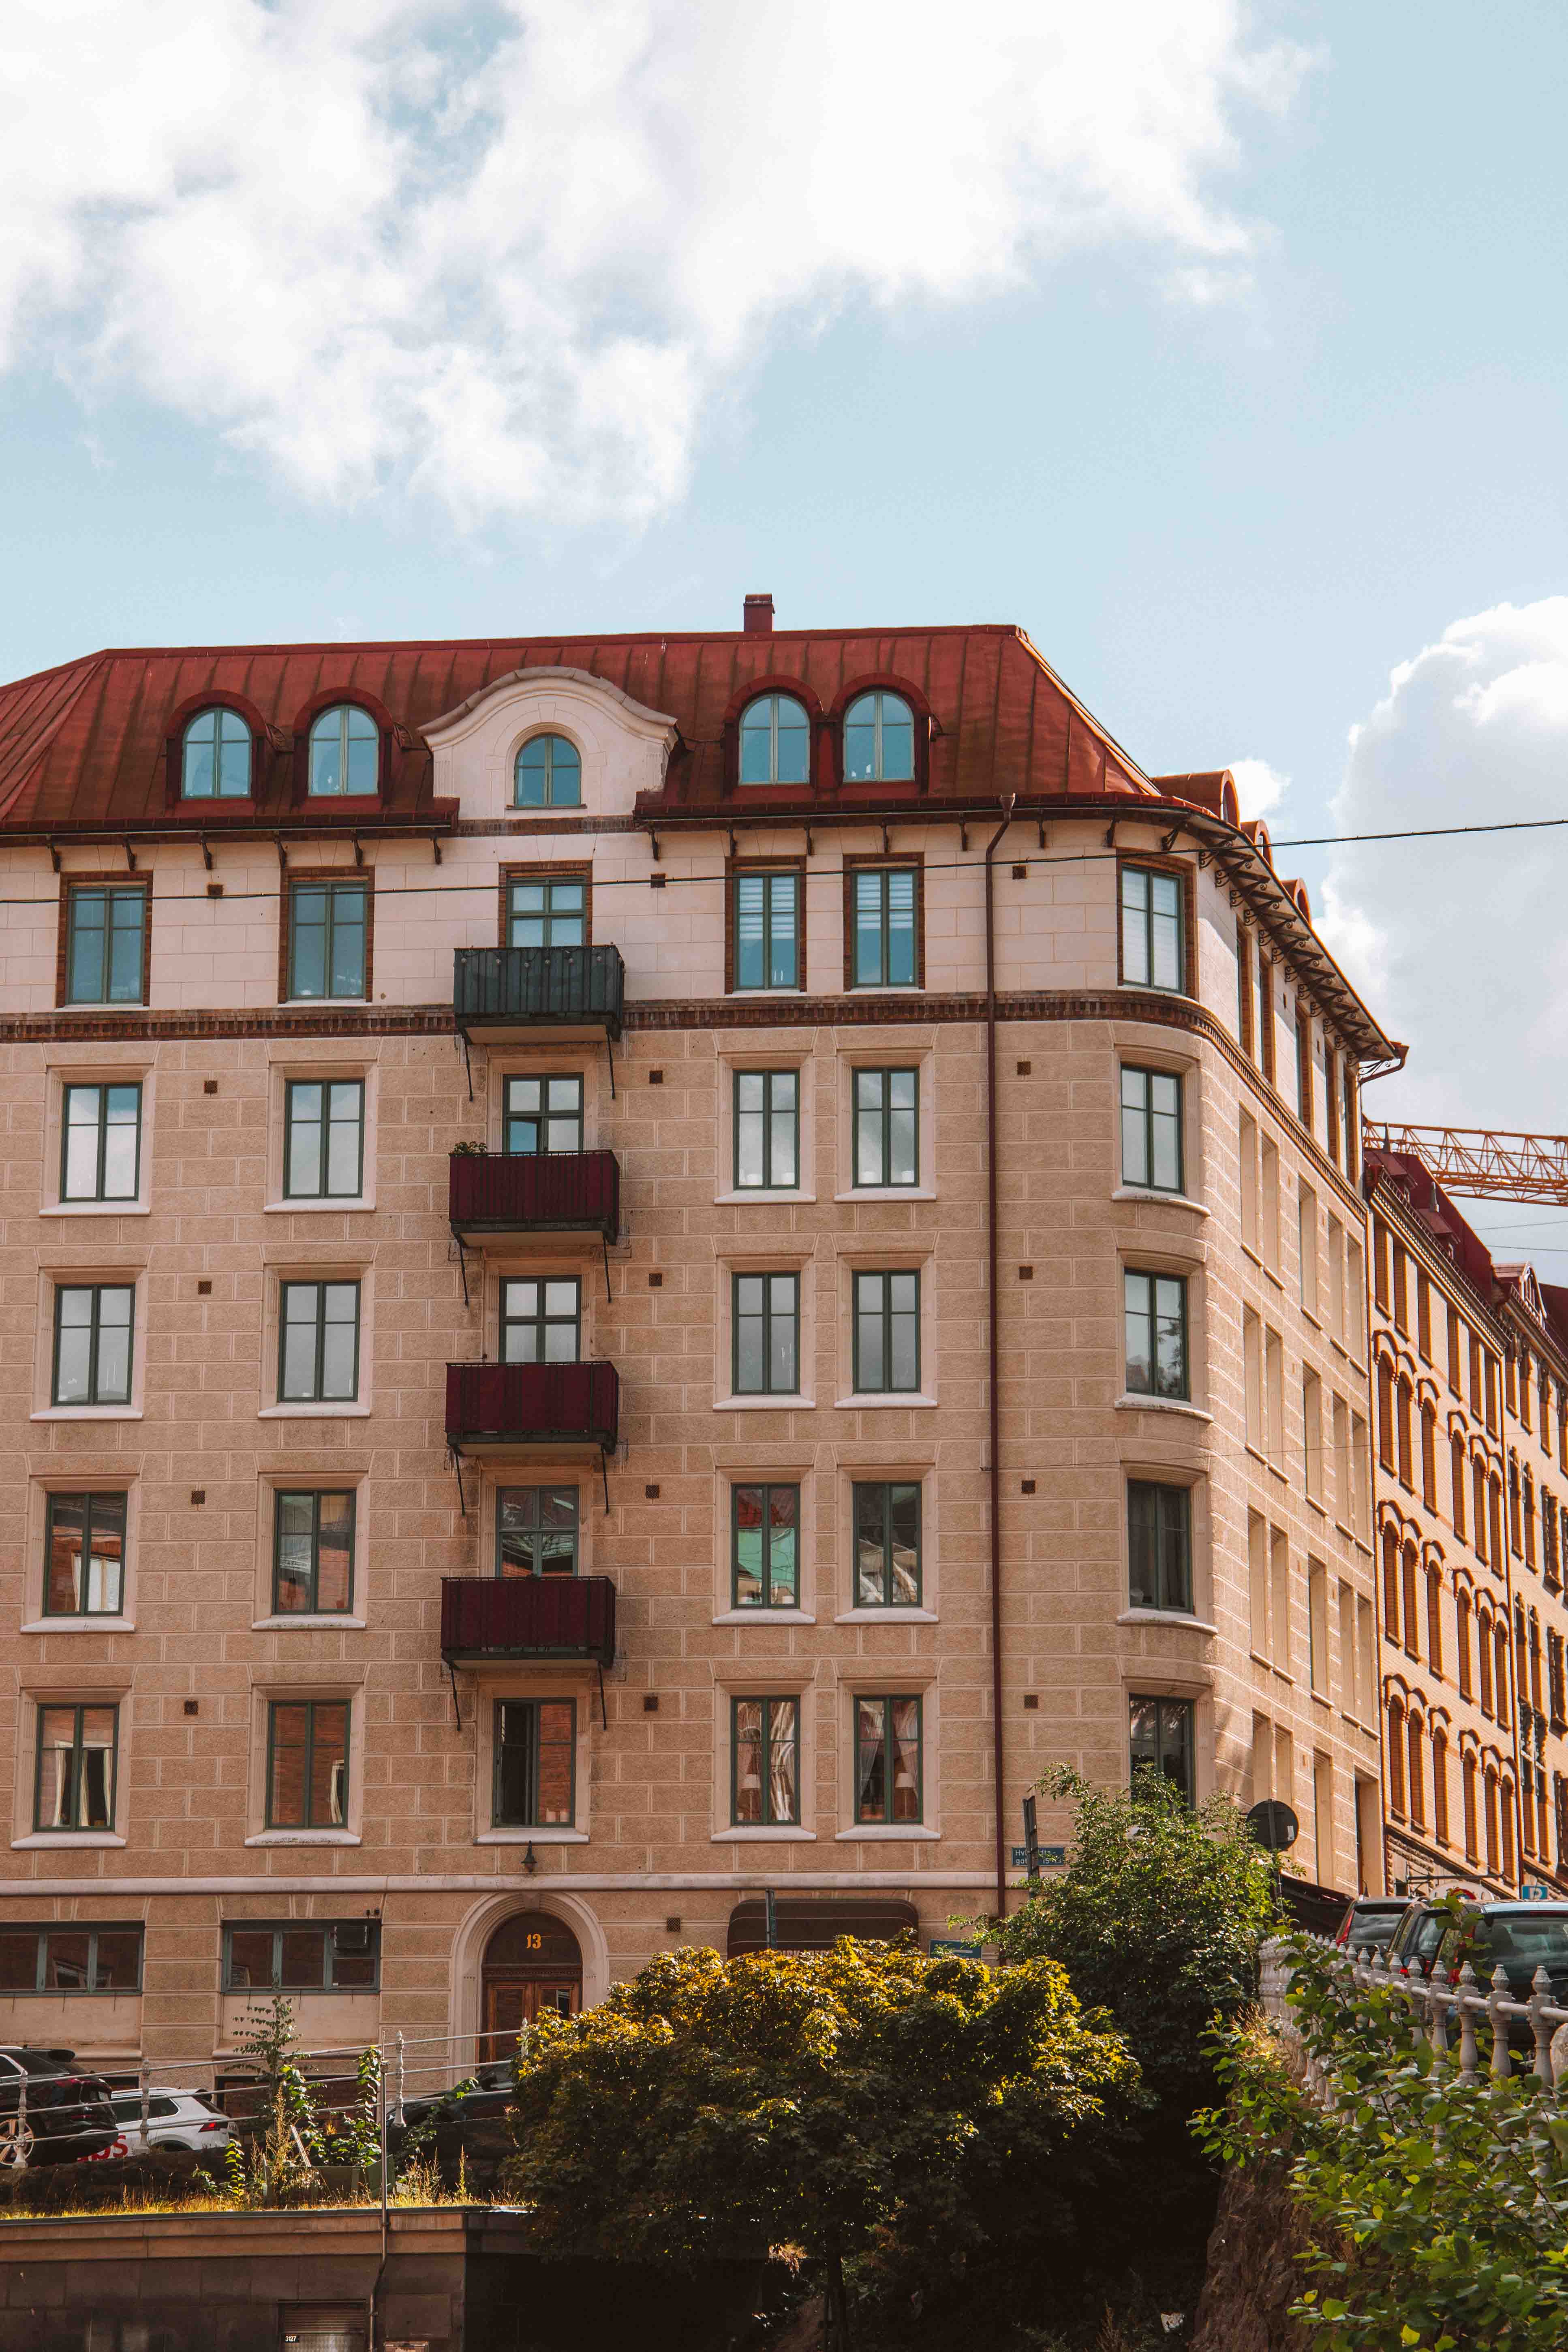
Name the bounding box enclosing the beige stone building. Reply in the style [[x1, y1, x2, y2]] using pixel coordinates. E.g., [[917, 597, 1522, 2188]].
[[0, 605, 1396, 2086], [1365, 1143, 1568, 1898]]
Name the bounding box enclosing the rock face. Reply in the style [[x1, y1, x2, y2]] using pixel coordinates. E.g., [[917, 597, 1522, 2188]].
[[1191, 2159, 1315, 2352]]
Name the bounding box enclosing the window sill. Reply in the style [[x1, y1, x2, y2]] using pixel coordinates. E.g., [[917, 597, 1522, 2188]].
[[715, 1189, 817, 1206], [833, 1187, 938, 1204], [244, 1830, 362, 1847], [30, 1406, 142, 1422], [714, 1395, 815, 1412], [1117, 1609, 1218, 1635], [1113, 1394, 1212, 1423], [39, 1202, 151, 1218], [61, 1002, 148, 1014], [252, 1616, 367, 1632], [280, 999, 369, 1011], [833, 1824, 939, 1842], [19, 1618, 135, 1636], [711, 1610, 816, 1625], [845, 986, 925, 998], [1111, 1188, 1210, 1218], [264, 1199, 374, 1216], [712, 1826, 817, 1843], [833, 1608, 938, 1624], [725, 988, 808, 1001], [12, 1832, 126, 1850], [257, 1403, 371, 1420], [834, 1394, 938, 1409], [476, 1828, 588, 1845]]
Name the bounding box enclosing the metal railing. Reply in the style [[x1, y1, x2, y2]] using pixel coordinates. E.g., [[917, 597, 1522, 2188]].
[[453, 945, 625, 1037], [449, 1148, 620, 1239], [445, 1360, 620, 1452], [1262, 1933, 1568, 2093], [440, 1573, 616, 1666]]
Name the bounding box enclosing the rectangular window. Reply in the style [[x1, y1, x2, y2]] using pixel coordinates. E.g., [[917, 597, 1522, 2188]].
[[1416, 1270, 1432, 1361], [1298, 1183, 1318, 1315], [1129, 1694, 1194, 1802], [1351, 1415, 1370, 1535], [1123, 1270, 1188, 1400], [853, 1270, 920, 1394], [732, 1696, 799, 1825], [1260, 1135, 1280, 1274], [1342, 1065, 1358, 1181], [1258, 958, 1277, 1083], [65, 886, 146, 1006], [497, 1487, 579, 1576], [1239, 1111, 1259, 1252], [1447, 1306, 1463, 1395], [855, 1695, 922, 1823], [503, 1075, 585, 1158], [278, 1280, 360, 1402], [501, 1277, 581, 1364], [1244, 1307, 1264, 1451], [1120, 1067, 1182, 1192], [1236, 926, 1254, 1058], [288, 881, 367, 1001], [733, 1272, 800, 1394], [52, 1283, 134, 1407], [1332, 1393, 1351, 1527], [1313, 1753, 1334, 1879], [1325, 1048, 1341, 1165], [267, 1699, 349, 1829], [1266, 1328, 1285, 1468], [1326, 1218, 1346, 1345], [494, 1698, 575, 1827], [1339, 1579, 1358, 1716], [1247, 1512, 1268, 1656], [853, 1482, 922, 1608], [1357, 1596, 1376, 1717], [43, 1491, 127, 1617], [272, 1490, 355, 1614], [733, 1484, 800, 1609], [0, 1923, 143, 1995], [60, 1082, 141, 1203], [851, 868, 919, 988], [507, 878, 586, 947], [854, 1068, 919, 1187], [1308, 1561, 1329, 1697], [1303, 1370, 1323, 1502], [221, 1920, 379, 1993], [283, 1079, 365, 1200], [1392, 1241, 1409, 1335], [1119, 865, 1185, 992], [1127, 1482, 1192, 1614], [734, 1070, 799, 1189], [34, 1703, 117, 1832], [733, 871, 800, 990], [1347, 1238, 1365, 1353], [1271, 1529, 1291, 1672], [1296, 1010, 1313, 1127]]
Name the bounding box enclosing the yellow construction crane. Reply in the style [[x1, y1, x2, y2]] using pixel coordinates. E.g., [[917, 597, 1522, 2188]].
[[1366, 1124, 1568, 1206]]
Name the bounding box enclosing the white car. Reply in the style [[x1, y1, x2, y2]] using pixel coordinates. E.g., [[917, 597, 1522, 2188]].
[[108, 2088, 231, 2154]]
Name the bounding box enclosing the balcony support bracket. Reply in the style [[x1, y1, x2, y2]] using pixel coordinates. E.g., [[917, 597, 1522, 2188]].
[[454, 1234, 471, 1310], [597, 1661, 608, 1730], [446, 1661, 463, 1733], [601, 1234, 613, 1304], [603, 1034, 616, 1103], [462, 1033, 475, 1104], [449, 1446, 468, 1521], [600, 1445, 611, 1517]]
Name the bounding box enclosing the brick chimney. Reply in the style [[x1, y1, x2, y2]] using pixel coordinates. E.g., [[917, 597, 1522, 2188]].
[[742, 593, 774, 637]]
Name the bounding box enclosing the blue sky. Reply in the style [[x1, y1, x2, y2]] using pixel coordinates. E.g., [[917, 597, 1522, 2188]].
[[4, 1, 1568, 1174]]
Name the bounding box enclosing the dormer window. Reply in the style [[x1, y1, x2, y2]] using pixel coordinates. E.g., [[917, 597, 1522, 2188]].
[[514, 733, 581, 809], [182, 708, 251, 799], [843, 691, 914, 782], [309, 705, 379, 796], [739, 693, 809, 785]]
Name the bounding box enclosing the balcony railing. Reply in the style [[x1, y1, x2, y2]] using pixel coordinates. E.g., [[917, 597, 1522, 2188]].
[[440, 1574, 616, 1667], [449, 1149, 619, 1242], [453, 945, 625, 1039], [445, 1360, 620, 1454]]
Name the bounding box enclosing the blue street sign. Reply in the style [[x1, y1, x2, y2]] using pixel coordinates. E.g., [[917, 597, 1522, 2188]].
[[1012, 1844, 1065, 1869], [929, 1938, 982, 1958]]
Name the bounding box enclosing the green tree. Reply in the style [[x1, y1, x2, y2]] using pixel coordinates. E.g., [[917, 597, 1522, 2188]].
[[1199, 1932, 1568, 2352], [507, 1937, 1139, 2342]]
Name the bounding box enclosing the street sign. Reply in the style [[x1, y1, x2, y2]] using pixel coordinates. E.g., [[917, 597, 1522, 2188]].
[[1245, 1799, 1299, 1854], [929, 1939, 982, 1958], [1012, 1845, 1065, 1869], [1523, 1882, 1555, 1902]]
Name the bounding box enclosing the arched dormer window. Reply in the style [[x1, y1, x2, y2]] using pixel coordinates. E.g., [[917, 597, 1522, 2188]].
[[182, 707, 251, 799], [739, 693, 810, 786], [309, 705, 379, 797], [514, 733, 581, 809], [843, 690, 914, 783]]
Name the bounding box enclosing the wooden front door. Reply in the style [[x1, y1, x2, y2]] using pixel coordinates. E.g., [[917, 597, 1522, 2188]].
[[482, 1973, 579, 2060], [479, 1910, 584, 2062]]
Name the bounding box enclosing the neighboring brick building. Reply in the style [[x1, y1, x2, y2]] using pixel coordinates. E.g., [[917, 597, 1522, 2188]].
[[0, 603, 1397, 2081], [1366, 1146, 1568, 1898]]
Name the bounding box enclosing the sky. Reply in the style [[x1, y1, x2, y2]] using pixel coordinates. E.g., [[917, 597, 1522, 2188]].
[[3, 0, 1568, 1246]]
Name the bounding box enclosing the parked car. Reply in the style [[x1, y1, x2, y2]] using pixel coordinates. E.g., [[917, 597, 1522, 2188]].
[[108, 2088, 232, 2155], [1383, 1899, 1568, 2052], [397, 2061, 515, 2132], [1335, 1895, 1412, 1951], [0, 2047, 119, 2166]]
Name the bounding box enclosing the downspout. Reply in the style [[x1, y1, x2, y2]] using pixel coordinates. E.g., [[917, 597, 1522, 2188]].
[[984, 798, 1016, 1920]]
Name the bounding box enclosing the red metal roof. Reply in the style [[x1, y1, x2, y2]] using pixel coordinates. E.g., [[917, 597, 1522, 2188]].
[[0, 624, 1159, 832]]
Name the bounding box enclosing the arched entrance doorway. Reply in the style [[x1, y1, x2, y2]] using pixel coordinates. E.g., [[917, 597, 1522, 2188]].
[[480, 1910, 582, 2060]]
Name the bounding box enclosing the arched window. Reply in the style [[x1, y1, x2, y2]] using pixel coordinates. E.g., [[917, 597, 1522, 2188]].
[[514, 733, 581, 809], [1407, 1713, 1425, 1829], [1530, 1608, 1544, 1713], [1382, 1526, 1400, 1642], [182, 707, 251, 799], [1377, 1361, 1395, 1469], [1489, 1477, 1504, 1572], [1450, 1433, 1467, 1539], [1515, 1602, 1529, 1705], [1432, 1729, 1450, 1845], [1387, 1699, 1406, 1813], [739, 693, 810, 785], [1472, 1459, 1488, 1561], [842, 690, 914, 783], [308, 705, 379, 796], [1501, 1781, 1517, 1881], [1524, 1467, 1537, 1569], [1401, 1545, 1420, 1659], [1495, 1623, 1511, 1727], [1456, 1589, 1473, 1698], [1478, 1612, 1494, 1716], [1420, 1403, 1437, 1508], [1396, 1379, 1413, 1486], [1426, 1567, 1443, 1674], [1484, 1768, 1500, 1875], [1462, 1751, 1478, 1860]]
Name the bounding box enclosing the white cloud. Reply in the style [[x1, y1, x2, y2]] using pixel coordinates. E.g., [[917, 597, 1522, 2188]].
[[0, 0, 1301, 526], [1228, 755, 1289, 820], [1318, 598, 1568, 1127]]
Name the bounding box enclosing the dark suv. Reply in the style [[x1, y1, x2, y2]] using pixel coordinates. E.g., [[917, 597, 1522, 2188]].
[[0, 2047, 120, 2165], [1382, 1901, 1568, 2051]]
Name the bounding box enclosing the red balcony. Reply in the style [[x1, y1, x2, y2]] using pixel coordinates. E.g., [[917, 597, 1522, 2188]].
[[445, 1360, 620, 1455], [449, 1149, 619, 1245], [441, 1574, 616, 1667]]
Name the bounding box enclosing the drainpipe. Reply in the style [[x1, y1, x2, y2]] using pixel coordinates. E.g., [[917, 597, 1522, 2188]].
[[984, 797, 1016, 1920]]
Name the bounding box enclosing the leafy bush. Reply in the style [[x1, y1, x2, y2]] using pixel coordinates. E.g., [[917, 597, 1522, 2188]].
[[1199, 1931, 1568, 2352]]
